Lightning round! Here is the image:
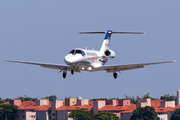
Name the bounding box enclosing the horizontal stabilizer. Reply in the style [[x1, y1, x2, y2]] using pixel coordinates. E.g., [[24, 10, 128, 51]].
[[79, 31, 145, 34]]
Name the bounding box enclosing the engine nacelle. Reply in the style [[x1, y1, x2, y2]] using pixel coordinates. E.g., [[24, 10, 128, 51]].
[[104, 49, 116, 59]]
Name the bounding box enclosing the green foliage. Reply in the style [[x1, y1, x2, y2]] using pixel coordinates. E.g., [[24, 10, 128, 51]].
[[160, 94, 176, 101], [170, 108, 180, 120], [95, 112, 120, 120], [130, 106, 160, 120], [142, 93, 158, 100], [15, 95, 37, 102], [0, 104, 19, 120], [42, 95, 57, 101], [90, 98, 108, 101], [68, 108, 94, 120], [124, 93, 158, 104], [0, 97, 12, 104], [68, 109, 120, 120], [124, 95, 139, 104]]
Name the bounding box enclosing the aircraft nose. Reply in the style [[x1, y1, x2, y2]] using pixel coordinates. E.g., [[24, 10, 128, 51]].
[[64, 54, 77, 64], [65, 55, 72, 63]]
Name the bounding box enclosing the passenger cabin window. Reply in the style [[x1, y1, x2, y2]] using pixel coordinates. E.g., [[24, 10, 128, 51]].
[[69, 49, 85, 56]]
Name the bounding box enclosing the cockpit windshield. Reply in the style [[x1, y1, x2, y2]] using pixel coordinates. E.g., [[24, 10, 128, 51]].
[[68, 49, 86, 56], [69, 50, 75, 54]]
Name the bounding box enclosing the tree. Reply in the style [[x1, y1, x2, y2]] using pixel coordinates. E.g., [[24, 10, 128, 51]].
[[170, 108, 180, 120], [0, 104, 19, 120], [0, 98, 12, 104], [15, 95, 37, 102], [160, 94, 176, 101], [90, 98, 108, 101], [142, 93, 158, 100], [130, 106, 160, 120], [43, 95, 57, 101], [68, 108, 94, 120], [95, 112, 120, 120]]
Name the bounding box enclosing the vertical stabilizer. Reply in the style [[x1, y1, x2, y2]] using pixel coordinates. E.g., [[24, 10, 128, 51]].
[[100, 30, 112, 53]]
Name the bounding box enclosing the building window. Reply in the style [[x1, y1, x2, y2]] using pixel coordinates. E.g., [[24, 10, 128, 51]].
[[121, 113, 124, 116], [23, 115, 25, 118], [52, 113, 55, 116]]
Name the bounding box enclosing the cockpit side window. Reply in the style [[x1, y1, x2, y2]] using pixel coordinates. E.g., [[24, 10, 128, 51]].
[[75, 50, 86, 56]]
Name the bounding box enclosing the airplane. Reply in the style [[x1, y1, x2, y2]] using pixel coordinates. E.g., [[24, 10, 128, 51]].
[[5, 30, 175, 79]]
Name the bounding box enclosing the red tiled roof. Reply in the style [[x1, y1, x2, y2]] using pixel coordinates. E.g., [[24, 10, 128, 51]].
[[56, 104, 93, 111], [21, 101, 35, 106], [88, 101, 93, 106], [155, 107, 175, 113], [121, 110, 133, 113], [36, 105, 51, 111], [98, 105, 121, 111], [56, 105, 78, 111], [78, 105, 93, 111], [18, 101, 36, 110], [120, 105, 131, 111], [0, 101, 9, 105], [175, 104, 180, 109]]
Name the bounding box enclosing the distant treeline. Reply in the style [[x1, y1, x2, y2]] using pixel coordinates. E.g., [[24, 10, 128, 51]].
[[0, 93, 176, 104], [90, 93, 176, 104]]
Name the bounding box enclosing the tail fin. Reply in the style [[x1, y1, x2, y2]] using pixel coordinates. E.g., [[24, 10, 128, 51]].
[[100, 30, 112, 53], [79, 30, 144, 53]]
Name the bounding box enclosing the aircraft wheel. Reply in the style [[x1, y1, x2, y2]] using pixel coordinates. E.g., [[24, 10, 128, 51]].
[[63, 71, 67, 78], [71, 70, 74, 75], [113, 72, 117, 79]]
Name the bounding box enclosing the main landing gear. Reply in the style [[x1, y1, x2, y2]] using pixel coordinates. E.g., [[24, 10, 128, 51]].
[[113, 72, 118, 79], [71, 69, 74, 75], [62, 69, 74, 79], [62, 70, 67, 78]]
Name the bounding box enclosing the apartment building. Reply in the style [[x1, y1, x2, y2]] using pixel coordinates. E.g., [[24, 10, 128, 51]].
[[1, 94, 180, 120]]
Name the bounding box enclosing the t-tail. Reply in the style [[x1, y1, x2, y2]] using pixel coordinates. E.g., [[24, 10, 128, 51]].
[[100, 30, 112, 53], [79, 30, 144, 53]]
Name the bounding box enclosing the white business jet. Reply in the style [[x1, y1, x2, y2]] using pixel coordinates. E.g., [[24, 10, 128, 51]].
[[6, 30, 175, 79]]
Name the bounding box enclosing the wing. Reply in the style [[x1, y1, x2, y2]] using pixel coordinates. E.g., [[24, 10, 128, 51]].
[[5, 60, 81, 72], [92, 60, 175, 73]]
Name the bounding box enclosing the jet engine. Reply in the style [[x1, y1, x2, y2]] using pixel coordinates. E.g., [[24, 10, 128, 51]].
[[104, 50, 116, 59]]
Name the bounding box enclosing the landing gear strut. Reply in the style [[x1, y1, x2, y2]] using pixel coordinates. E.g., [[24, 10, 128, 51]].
[[71, 69, 74, 75], [63, 70, 67, 78], [113, 72, 118, 79]]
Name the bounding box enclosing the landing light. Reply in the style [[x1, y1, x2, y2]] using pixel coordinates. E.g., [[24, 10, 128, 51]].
[[82, 67, 85, 70], [88, 67, 92, 70]]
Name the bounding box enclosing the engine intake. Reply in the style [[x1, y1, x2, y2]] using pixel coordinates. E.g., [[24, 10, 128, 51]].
[[104, 49, 116, 59], [105, 50, 111, 56]]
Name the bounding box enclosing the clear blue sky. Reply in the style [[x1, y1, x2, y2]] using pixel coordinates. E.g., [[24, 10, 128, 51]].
[[1, 1, 179, 100]]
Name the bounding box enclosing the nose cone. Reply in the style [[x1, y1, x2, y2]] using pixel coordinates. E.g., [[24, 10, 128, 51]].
[[64, 54, 83, 65], [64, 54, 74, 64]]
